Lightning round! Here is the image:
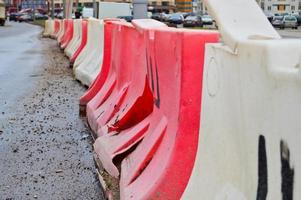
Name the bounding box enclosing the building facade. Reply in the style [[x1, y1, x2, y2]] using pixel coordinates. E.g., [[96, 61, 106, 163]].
[[175, 0, 192, 12], [196, 0, 301, 15], [149, 0, 174, 13], [258, 0, 301, 15], [21, 0, 46, 9]]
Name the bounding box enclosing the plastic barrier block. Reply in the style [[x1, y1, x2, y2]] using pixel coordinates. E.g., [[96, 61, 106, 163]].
[[65, 19, 82, 58], [90, 19, 219, 199], [43, 19, 54, 37], [182, 38, 301, 200], [118, 27, 218, 200], [59, 19, 73, 49], [60, 19, 74, 49], [86, 21, 161, 136], [204, 0, 280, 51], [79, 20, 115, 116], [70, 20, 88, 64], [74, 18, 104, 86], [57, 19, 67, 44], [182, 0, 301, 199], [51, 20, 61, 39]]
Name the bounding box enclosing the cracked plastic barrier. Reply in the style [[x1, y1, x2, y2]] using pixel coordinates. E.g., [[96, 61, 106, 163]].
[[65, 19, 82, 58], [73, 18, 104, 86], [183, 0, 301, 199], [85, 21, 156, 139], [87, 19, 219, 199], [118, 23, 218, 200]]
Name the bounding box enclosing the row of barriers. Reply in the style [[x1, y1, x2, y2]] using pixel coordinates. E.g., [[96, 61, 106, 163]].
[[43, 0, 301, 198]]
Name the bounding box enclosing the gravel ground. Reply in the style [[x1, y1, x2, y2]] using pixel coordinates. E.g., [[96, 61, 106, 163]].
[[0, 35, 104, 200]]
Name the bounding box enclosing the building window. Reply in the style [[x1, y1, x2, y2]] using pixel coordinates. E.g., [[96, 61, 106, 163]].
[[151, 1, 156, 5], [291, 5, 295, 10], [162, 1, 169, 6], [268, 6, 271, 10], [278, 5, 286, 11]]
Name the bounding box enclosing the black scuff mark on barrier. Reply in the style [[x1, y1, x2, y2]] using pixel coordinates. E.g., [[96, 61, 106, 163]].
[[146, 46, 161, 108], [154, 59, 161, 108], [146, 48, 150, 83], [149, 57, 155, 92], [256, 135, 268, 200], [280, 140, 294, 200]]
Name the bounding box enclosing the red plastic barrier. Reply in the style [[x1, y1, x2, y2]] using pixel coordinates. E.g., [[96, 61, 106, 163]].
[[52, 20, 61, 37], [86, 21, 154, 137], [70, 20, 88, 64], [57, 19, 68, 44], [79, 19, 126, 112], [79, 20, 113, 114], [59, 19, 73, 49], [120, 26, 219, 200], [92, 20, 219, 199], [60, 19, 74, 49]]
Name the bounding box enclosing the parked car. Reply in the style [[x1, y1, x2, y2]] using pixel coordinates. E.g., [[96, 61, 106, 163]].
[[9, 12, 20, 21], [292, 14, 301, 26], [272, 16, 284, 28], [18, 13, 33, 22], [117, 15, 133, 22], [55, 11, 63, 19], [183, 15, 203, 27], [201, 15, 213, 25], [168, 13, 184, 25], [281, 15, 298, 29], [151, 12, 161, 21], [161, 13, 170, 22], [34, 13, 48, 20], [266, 13, 273, 23]]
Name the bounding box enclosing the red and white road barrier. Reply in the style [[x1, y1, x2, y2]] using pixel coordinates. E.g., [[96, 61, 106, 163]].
[[184, 0, 300, 199], [70, 20, 88, 64], [73, 18, 104, 86], [65, 19, 82, 58], [59, 19, 73, 49], [81, 18, 218, 199], [51, 20, 62, 39], [42, 1, 301, 196]]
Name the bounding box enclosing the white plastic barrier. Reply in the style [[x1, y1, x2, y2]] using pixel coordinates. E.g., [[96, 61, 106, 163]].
[[183, 0, 300, 199], [205, 0, 280, 51], [73, 18, 104, 86], [43, 19, 54, 37], [65, 19, 82, 58]]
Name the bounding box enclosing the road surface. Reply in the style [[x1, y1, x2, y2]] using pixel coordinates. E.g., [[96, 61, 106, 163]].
[[0, 21, 104, 199], [277, 27, 301, 38]]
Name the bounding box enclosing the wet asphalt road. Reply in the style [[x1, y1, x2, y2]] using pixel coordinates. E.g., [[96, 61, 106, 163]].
[[0, 21, 104, 199]]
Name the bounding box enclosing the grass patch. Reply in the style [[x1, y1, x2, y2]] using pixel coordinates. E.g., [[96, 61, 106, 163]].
[[30, 19, 46, 27]]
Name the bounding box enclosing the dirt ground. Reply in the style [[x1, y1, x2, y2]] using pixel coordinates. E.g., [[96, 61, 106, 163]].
[[0, 34, 105, 199]]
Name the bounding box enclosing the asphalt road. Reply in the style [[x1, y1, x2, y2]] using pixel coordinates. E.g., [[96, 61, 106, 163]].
[[0, 21, 104, 199], [277, 27, 301, 38]]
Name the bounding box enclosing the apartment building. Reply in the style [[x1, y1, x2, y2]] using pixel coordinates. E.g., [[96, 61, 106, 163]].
[[52, 0, 175, 13], [175, 0, 192, 12], [258, 0, 301, 15]]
